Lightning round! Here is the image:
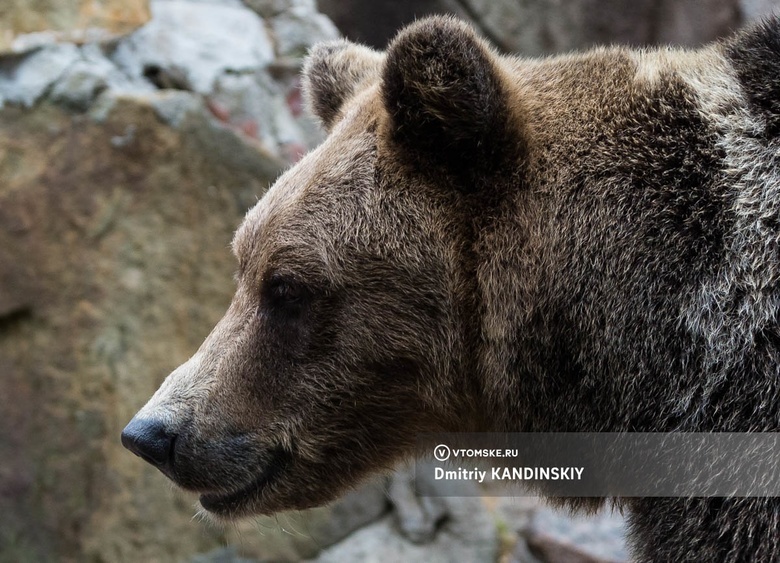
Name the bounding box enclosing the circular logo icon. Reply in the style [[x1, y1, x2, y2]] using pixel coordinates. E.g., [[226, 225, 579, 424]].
[[434, 444, 451, 461]]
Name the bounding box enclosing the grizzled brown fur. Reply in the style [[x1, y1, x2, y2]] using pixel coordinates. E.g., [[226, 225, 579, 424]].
[[124, 16, 780, 561]]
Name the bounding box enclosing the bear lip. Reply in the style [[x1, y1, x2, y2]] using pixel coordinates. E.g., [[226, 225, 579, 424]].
[[198, 448, 290, 515]]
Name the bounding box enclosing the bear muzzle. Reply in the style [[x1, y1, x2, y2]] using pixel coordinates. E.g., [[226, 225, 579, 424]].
[[122, 413, 294, 516]]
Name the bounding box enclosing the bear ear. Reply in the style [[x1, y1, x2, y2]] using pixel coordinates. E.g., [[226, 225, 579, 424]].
[[382, 16, 510, 177], [302, 40, 384, 130]]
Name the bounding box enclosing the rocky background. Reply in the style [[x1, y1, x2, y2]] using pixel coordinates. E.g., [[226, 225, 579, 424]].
[[0, 1, 778, 562]]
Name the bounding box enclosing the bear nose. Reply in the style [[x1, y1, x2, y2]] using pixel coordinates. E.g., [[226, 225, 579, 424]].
[[121, 417, 176, 470]]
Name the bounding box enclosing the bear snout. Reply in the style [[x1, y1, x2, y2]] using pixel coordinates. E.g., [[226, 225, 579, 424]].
[[121, 416, 177, 475]]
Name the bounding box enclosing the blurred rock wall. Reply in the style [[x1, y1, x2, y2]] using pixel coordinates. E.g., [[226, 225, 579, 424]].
[[319, 0, 779, 53]]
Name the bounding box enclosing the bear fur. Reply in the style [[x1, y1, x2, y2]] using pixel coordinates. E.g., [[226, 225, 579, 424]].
[[124, 16, 780, 561]]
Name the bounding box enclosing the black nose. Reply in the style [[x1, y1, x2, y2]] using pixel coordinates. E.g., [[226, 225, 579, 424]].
[[121, 417, 176, 470]]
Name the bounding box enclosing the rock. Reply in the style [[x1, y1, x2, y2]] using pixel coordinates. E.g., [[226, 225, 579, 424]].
[[49, 59, 110, 110], [9, 28, 125, 53], [224, 478, 389, 560], [270, 6, 340, 58], [0, 0, 150, 51], [308, 495, 497, 563], [475, 488, 629, 563], [10, 30, 62, 52], [0, 250, 34, 319], [1, 0, 333, 159], [456, 0, 555, 54], [191, 546, 257, 563], [387, 464, 448, 544], [307, 465, 497, 563], [244, 0, 318, 19], [739, 0, 780, 20], [210, 71, 288, 148], [0, 99, 282, 562], [654, 0, 741, 46], [111, 0, 275, 94], [479, 491, 542, 562], [188, 0, 245, 5], [146, 90, 204, 127], [316, 0, 446, 49], [523, 506, 630, 563], [48, 44, 144, 110], [442, 0, 738, 54], [209, 69, 323, 158], [0, 44, 80, 107]]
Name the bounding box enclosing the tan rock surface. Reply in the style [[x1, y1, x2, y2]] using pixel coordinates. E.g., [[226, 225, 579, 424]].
[[0, 99, 280, 561], [0, 0, 150, 49]]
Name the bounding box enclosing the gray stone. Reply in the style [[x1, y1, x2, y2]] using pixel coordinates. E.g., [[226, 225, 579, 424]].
[[110, 123, 137, 147], [458, 0, 661, 55], [300, 479, 391, 551], [740, 0, 780, 20], [308, 494, 497, 563], [209, 69, 318, 160], [187, 0, 245, 6], [88, 90, 122, 123], [307, 464, 496, 563], [510, 540, 545, 563], [267, 82, 309, 147], [270, 6, 340, 57], [49, 60, 110, 110], [0, 44, 80, 107], [191, 546, 257, 563], [224, 478, 389, 560], [523, 506, 630, 563], [10, 29, 129, 53], [655, 0, 740, 46], [9, 30, 60, 52], [112, 0, 275, 94], [244, 0, 318, 18], [459, 0, 544, 54], [49, 43, 158, 111], [210, 71, 285, 149], [387, 464, 448, 544], [148, 90, 204, 127]]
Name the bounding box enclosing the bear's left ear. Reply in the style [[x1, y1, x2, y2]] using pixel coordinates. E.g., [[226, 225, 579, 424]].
[[382, 16, 511, 177], [302, 40, 384, 131]]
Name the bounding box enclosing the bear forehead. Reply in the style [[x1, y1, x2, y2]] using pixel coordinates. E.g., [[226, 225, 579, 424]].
[[232, 42, 738, 273], [231, 93, 382, 273]]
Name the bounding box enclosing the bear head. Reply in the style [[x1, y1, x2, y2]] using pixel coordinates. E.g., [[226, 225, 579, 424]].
[[121, 16, 518, 519]]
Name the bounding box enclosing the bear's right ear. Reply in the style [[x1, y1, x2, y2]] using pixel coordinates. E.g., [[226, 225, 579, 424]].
[[302, 40, 383, 131], [381, 17, 512, 180]]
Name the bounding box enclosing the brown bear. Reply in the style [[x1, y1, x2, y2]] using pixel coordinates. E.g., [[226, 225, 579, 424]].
[[122, 15, 780, 561]]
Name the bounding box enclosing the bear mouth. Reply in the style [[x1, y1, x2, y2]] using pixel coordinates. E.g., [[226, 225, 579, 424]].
[[198, 447, 291, 515]]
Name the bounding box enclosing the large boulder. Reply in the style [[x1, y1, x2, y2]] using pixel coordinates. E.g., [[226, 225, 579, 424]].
[[0, 98, 280, 561]]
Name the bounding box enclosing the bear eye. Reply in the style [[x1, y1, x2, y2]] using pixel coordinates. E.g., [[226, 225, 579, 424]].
[[265, 274, 305, 306]]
